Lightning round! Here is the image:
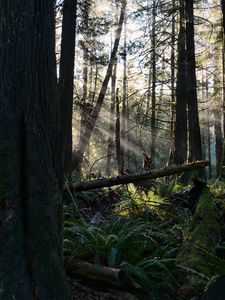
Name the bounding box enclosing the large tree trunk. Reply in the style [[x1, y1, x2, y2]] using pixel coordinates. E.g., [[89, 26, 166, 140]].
[[73, 0, 126, 170], [59, 0, 77, 175], [221, 0, 225, 179], [186, 0, 202, 163], [0, 1, 69, 299], [174, 0, 187, 164]]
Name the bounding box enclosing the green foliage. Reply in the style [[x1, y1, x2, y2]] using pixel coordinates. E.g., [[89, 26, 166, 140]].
[[64, 198, 186, 298], [194, 245, 225, 277], [63, 181, 225, 299], [121, 258, 178, 298], [210, 178, 225, 198], [64, 216, 155, 266], [152, 176, 183, 197]]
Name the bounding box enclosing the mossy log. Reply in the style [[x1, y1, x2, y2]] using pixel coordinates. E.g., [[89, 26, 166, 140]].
[[176, 186, 225, 298], [67, 160, 209, 192]]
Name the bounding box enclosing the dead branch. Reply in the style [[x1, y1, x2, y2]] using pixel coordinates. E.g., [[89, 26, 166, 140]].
[[67, 160, 209, 192]]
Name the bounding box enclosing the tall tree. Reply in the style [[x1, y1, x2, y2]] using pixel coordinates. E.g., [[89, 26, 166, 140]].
[[151, 0, 157, 168], [115, 88, 123, 174], [174, 0, 187, 164], [120, 1, 127, 173], [185, 0, 202, 162], [0, 1, 69, 298], [59, 0, 77, 175], [106, 3, 119, 176], [73, 0, 126, 170], [221, 0, 225, 178], [169, 0, 176, 163]]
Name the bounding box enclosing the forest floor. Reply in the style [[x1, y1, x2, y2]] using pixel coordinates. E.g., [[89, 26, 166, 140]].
[[69, 278, 134, 300], [64, 177, 225, 300]]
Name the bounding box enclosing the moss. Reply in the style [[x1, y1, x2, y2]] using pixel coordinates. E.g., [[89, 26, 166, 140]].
[[177, 187, 222, 279]]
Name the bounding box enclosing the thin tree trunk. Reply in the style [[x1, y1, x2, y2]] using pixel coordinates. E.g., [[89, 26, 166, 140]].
[[151, 0, 156, 168], [174, 0, 187, 164], [106, 4, 119, 176], [0, 1, 69, 298], [214, 108, 223, 177], [79, 0, 91, 146], [106, 63, 117, 176], [73, 0, 126, 170], [169, 0, 176, 163], [121, 4, 127, 172], [59, 0, 77, 175], [115, 88, 123, 174], [186, 0, 202, 162], [206, 80, 212, 179]]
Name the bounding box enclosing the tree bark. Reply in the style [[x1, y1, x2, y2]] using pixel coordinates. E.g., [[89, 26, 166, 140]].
[[59, 0, 77, 175], [186, 0, 202, 163], [151, 0, 157, 168], [220, 0, 225, 178], [168, 0, 176, 164], [0, 1, 69, 299], [105, 4, 119, 177], [73, 0, 126, 170], [174, 0, 187, 164], [68, 161, 209, 191], [121, 3, 127, 172], [116, 88, 123, 174], [105, 62, 117, 176]]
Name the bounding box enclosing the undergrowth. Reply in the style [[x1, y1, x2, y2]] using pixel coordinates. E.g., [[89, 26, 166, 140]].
[[64, 176, 225, 299]]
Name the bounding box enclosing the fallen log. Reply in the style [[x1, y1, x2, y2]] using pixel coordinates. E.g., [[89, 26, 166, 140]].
[[65, 259, 151, 299], [66, 160, 209, 192]]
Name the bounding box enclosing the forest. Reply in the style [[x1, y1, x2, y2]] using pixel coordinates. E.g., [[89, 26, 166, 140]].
[[1, 0, 225, 299]]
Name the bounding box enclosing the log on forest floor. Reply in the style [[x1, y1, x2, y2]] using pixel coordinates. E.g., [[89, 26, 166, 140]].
[[67, 160, 209, 192], [65, 259, 151, 299], [176, 185, 225, 299]]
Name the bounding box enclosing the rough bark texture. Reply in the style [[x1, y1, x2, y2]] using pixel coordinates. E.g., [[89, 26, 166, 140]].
[[0, 1, 69, 299], [69, 161, 209, 191], [186, 0, 202, 163], [174, 0, 187, 164], [73, 0, 126, 170], [59, 0, 77, 175], [221, 0, 225, 178]]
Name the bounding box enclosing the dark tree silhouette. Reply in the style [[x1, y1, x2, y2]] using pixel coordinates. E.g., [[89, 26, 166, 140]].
[[174, 0, 187, 164], [186, 0, 202, 162], [59, 0, 77, 175], [0, 1, 69, 298]]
